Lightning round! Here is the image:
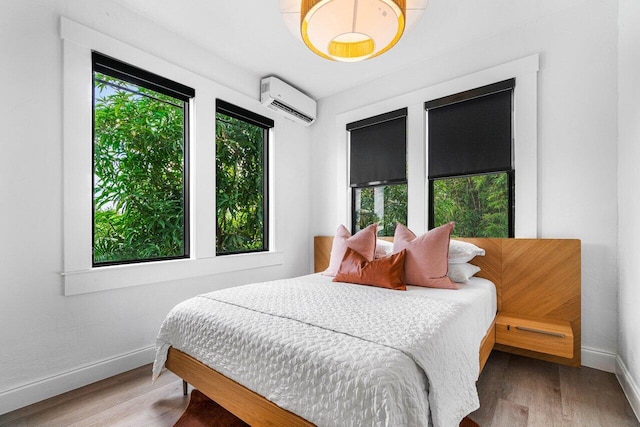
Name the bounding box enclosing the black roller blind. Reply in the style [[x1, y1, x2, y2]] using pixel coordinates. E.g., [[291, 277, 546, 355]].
[[217, 99, 274, 129], [92, 51, 195, 101], [347, 108, 407, 188], [426, 79, 514, 179]]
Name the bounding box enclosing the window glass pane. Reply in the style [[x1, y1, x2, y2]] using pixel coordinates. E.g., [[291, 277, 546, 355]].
[[93, 72, 188, 265], [354, 183, 407, 236], [432, 172, 509, 237], [216, 113, 267, 254]]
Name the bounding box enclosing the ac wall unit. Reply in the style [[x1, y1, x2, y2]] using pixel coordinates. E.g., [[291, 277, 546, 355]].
[[260, 76, 317, 126]]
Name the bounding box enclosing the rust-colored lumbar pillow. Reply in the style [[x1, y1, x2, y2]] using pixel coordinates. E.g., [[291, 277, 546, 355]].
[[333, 247, 407, 290]]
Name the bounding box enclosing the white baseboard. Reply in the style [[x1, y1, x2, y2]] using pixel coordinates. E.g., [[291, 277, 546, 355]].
[[581, 347, 617, 373], [617, 356, 640, 422], [0, 345, 155, 416]]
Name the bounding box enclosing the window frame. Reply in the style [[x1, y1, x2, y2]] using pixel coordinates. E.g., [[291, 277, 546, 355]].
[[425, 80, 516, 237], [91, 52, 193, 266], [347, 108, 408, 234], [215, 99, 273, 255], [61, 17, 283, 296]]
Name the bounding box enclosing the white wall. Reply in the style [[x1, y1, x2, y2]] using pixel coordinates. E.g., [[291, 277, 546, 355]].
[[310, 0, 619, 371], [0, 0, 311, 414], [617, 0, 640, 417]]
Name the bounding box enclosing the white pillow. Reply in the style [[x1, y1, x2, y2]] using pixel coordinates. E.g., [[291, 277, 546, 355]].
[[448, 263, 481, 283], [375, 239, 394, 258], [449, 239, 485, 264]]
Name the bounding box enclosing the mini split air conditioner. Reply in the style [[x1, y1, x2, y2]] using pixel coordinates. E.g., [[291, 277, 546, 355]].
[[260, 76, 317, 126]]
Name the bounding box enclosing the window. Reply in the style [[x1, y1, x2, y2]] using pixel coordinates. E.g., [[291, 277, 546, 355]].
[[215, 100, 273, 255], [92, 52, 194, 266], [431, 173, 511, 237], [348, 108, 408, 236], [352, 184, 408, 235], [63, 19, 285, 295], [425, 79, 515, 237]]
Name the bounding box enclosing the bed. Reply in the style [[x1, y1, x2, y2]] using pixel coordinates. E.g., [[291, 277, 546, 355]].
[[154, 236, 508, 425]]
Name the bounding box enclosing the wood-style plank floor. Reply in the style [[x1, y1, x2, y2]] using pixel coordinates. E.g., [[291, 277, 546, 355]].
[[1, 351, 638, 426], [470, 351, 639, 426]]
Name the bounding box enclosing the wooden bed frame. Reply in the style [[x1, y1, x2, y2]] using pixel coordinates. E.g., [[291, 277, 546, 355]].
[[165, 237, 581, 426]]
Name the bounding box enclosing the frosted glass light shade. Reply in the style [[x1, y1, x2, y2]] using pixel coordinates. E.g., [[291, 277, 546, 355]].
[[281, 0, 427, 62]]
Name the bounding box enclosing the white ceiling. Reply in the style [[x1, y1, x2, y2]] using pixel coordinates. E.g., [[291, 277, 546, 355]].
[[113, 0, 583, 100]]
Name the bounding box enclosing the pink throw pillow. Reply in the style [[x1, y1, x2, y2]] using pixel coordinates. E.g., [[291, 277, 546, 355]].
[[323, 224, 377, 277], [393, 222, 457, 289]]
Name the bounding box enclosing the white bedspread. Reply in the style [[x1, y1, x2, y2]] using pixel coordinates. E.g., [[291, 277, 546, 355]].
[[153, 274, 490, 427]]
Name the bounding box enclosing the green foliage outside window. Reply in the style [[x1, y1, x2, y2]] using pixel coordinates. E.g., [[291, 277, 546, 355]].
[[354, 183, 408, 236], [216, 113, 266, 254], [433, 172, 509, 237], [93, 73, 187, 264]]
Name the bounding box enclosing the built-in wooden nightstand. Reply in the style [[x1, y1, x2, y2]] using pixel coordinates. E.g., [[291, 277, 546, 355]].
[[496, 312, 574, 359]]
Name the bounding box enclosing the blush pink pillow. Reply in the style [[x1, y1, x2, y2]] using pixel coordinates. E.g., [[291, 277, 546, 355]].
[[392, 222, 457, 289], [323, 224, 377, 277]]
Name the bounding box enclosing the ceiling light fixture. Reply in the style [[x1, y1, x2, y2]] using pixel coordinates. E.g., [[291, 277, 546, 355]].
[[281, 0, 427, 62]]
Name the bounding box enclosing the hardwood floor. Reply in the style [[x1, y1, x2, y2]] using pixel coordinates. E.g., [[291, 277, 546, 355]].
[[471, 351, 639, 426], [1, 351, 638, 426], [0, 366, 189, 427]]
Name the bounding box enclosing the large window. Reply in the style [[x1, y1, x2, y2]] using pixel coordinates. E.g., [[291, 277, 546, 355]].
[[92, 52, 194, 266], [63, 19, 286, 295], [215, 100, 272, 255], [348, 108, 408, 236], [426, 79, 515, 237]]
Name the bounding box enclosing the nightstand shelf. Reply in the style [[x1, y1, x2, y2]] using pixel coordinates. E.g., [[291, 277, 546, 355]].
[[496, 312, 574, 359]]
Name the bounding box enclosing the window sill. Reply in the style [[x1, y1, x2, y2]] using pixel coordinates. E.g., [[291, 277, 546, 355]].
[[62, 251, 285, 296]]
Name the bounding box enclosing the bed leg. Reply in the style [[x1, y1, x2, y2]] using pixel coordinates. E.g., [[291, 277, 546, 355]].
[[183, 380, 188, 396]]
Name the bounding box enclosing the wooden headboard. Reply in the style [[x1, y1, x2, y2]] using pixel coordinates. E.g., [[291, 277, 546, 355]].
[[314, 236, 581, 367]]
